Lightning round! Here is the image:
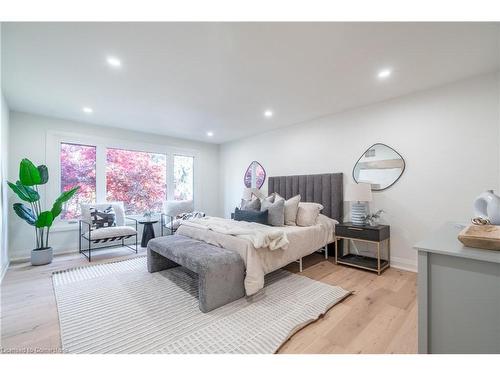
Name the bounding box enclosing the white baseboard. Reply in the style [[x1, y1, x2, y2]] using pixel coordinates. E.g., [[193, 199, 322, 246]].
[[9, 247, 82, 264], [0, 260, 10, 284], [390, 256, 417, 273], [9, 248, 418, 274]]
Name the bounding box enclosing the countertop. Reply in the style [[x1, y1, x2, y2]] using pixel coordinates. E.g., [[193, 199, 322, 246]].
[[414, 222, 500, 264]]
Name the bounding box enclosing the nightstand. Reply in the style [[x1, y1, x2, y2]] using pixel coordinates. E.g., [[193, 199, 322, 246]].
[[334, 222, 390, 275]]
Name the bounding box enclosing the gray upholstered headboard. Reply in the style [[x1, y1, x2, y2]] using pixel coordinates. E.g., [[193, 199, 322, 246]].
[[268, 173, 343, 222]]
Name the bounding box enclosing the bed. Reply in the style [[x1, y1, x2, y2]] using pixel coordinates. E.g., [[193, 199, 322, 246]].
[[176, 173, 343, 295]]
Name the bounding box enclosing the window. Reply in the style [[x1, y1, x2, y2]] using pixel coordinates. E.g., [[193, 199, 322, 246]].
[[51, 133, 195, 223], [173, 155, 194, 201], [60, 143, 96, 219], [106, 148, 167, 214]]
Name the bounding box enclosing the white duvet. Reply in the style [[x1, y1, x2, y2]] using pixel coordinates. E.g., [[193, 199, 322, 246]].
[[176, 214, 337, 296], [180, 216, 289, 250]]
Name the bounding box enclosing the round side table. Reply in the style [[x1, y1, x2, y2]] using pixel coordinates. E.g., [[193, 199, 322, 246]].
[[139, 219, 159, 247]]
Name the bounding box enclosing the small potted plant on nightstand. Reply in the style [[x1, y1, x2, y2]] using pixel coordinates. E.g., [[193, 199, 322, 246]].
[[7, 158, 79, 266]]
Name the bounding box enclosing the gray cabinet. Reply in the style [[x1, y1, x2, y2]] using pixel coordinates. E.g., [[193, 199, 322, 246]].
[[415, 223, 500, 354]]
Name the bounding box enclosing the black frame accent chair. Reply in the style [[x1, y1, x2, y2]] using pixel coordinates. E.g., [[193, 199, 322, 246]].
[[160, 199, 194, 236], [79, 202, 138, 261]]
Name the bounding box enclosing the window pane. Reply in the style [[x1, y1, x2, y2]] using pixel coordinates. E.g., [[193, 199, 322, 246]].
[[174, 155, 194, 201], [106, 148, 167, 214], [60, 143, 96, 219]]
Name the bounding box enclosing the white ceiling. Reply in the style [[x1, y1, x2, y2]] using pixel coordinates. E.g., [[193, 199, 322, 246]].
[[2, 22, 499, 144]]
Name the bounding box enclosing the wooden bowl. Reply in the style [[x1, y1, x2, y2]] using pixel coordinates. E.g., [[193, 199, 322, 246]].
[[458, 224, 500, 251]]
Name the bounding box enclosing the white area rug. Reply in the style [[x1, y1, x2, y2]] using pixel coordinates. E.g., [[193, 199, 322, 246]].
[[53, 257, 350, 354]]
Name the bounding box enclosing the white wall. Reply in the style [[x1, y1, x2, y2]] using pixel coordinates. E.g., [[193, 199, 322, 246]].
[[221, 73, 500, 271], [8, 111, 221, 260], [0, 94, 9, 280], [1, 23, 10, 281]]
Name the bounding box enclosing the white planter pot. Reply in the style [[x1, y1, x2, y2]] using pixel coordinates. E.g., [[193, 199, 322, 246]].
[[31, 247, 53, 266]]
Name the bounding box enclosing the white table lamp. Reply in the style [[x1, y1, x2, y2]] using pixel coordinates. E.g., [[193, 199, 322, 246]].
[[345, 183, 372, 225]]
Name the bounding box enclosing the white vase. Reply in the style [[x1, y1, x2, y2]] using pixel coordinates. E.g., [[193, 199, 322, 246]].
[[473, 190, 500, 225]]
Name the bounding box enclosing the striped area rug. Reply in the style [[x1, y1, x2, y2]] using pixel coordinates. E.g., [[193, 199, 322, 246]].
[[53, 257, 350, 354]]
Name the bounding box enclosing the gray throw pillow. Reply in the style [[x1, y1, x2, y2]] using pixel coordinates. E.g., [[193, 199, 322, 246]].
[[240, 198, 261, 211], [234, 208, 268, 225], [260, 197, 285, 226], [296, 202, 324, 227], [275, 193, 301, 226], [261, 193, 275, 205]]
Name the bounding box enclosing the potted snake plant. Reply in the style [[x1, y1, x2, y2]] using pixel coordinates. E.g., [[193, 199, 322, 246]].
[[8, 158, 79, 265]]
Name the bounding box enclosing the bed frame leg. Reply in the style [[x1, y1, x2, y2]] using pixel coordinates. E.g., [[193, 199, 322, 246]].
[[299, 257, 303, 273], [324, 244, 328, 260]]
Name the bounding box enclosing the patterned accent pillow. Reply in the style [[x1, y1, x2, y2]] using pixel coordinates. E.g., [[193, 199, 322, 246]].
[[234, 208, 269, 225], [90, 206, 116, 229], [166, 211, 206, 231], [240, 197, 261, 211]]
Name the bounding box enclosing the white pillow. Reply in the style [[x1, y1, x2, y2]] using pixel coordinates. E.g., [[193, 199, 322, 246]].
[[296, 202, 324, 227], [275, 193, 301, 226]]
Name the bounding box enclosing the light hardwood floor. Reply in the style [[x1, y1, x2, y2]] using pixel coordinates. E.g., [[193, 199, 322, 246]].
[[1, 248, 417, 354]]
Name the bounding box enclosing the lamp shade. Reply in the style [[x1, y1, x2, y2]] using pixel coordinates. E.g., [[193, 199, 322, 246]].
[[344, 183, 372, 202]]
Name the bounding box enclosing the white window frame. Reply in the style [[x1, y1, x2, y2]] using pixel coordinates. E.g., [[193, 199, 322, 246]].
[[173, 153, 195, 202], [46, 131, 199, 230]]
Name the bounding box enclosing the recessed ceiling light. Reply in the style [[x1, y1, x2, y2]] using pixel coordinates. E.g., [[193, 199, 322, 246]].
[[264, 110, 273, 118], [206, 131, 214, 137], [106, 56, 122, 68], [82, 107, 93, 114], [377, 69, 392, 79]]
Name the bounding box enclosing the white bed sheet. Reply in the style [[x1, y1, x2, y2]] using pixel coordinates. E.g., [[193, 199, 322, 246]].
[[176, 214, 337, 295]]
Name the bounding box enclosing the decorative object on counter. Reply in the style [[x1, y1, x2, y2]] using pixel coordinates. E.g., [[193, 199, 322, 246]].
[[244, 161, 266, 189], [364, 209, 385, 226], [473, 189, 500, 225], [471, 217, 490, 225], [457, 224, 500, 251], [143, 211, 153, 220], [7, 158, 80, 266], [345, 183, 372, 226], [352, 143, 405, 191]]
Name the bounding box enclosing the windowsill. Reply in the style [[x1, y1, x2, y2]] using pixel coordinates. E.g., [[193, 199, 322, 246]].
[[51, 221, 79, 232]]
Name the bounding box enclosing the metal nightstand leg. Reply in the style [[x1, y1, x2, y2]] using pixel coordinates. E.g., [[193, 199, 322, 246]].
[[377, 242, 381, 275], [388, 237, 391, 269]]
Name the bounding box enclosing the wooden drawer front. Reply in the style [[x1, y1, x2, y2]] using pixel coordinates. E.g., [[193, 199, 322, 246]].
[[336, 226, 382, 241]]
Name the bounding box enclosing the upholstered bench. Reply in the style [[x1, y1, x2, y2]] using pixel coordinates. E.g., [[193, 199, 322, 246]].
[[147, 235, 245, 312]]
